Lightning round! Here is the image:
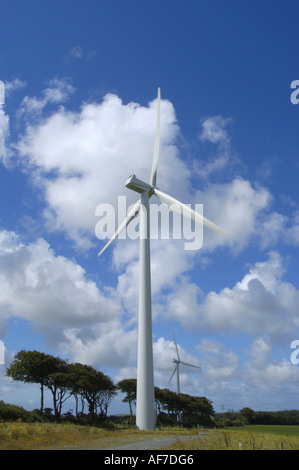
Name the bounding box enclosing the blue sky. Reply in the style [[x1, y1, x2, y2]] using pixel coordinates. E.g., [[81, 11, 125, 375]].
[[1, 0, 299, 414]]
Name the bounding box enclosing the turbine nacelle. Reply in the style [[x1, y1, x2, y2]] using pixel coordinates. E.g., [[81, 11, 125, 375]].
[[125, 174, 153, 194]]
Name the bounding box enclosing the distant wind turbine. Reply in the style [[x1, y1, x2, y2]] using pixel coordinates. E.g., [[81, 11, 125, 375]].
[[168, 334, 201, 395], [98, 88, 228, 430]]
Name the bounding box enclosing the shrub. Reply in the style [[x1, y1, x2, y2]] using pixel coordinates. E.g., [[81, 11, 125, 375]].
[[0, 401, 31, 422]]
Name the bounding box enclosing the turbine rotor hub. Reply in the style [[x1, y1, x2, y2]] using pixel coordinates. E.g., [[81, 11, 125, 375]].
[[125, 174, 153, 194]]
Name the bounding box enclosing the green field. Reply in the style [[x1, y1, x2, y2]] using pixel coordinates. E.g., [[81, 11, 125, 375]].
[[167, 425, 299, 450]]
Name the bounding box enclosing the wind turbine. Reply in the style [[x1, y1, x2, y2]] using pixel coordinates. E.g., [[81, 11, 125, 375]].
[[168, 335, 201, 395], [98, 88, 228, 430]]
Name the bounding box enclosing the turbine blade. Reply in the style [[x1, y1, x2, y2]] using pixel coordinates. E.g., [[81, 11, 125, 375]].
[[98, 199, 141, 256], [168, 366, 177, 384], [180, 361, 201, 369], [150, 87, 161, 187], [153, 188, 229, 236], [173, 334, 180, 361]]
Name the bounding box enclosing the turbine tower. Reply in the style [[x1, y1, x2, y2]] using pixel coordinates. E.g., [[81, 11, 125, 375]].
[[168, 334, 201, 395], [98, 88, 228, 430]]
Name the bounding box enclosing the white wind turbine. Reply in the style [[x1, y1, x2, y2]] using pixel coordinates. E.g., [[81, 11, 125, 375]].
[[168, 334, 201, 395], [98, 88, 228, 430]]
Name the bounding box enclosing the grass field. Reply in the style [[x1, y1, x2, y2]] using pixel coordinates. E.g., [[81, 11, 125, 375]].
[[166, 426, 299, 450], [1, 422, 299, 450], [0, 421, 114, 450]]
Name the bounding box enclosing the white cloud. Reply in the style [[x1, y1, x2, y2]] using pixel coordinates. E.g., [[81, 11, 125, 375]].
[[192, 336, 299, 407], [60, 323, 137, 369], [5, 88, 299, 374], [17, 77, 75, 119], [246, 337, 299, 387], [4, 78, 27, 97], [14, 90, 183, 250], [196, 339, 242, 381], [198, 178, 272, 253], [166, 278, 203, 328], [0, 230, 121, 350], [200, 116, 231, 146], [12, 87, 290, 259], [166, 251, 299, 341], [258, 211, 288, 248]]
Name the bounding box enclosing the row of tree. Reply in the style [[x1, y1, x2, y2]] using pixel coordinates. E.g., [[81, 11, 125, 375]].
[[215, 407, 299, 427], [117, 378, 214, 426], [6, 350, 214, 426], [6, 350, 116, 419]]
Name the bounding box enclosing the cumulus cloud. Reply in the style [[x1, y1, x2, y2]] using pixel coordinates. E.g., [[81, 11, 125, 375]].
[[10, 85, 295, 259], [197, 178, 272, 252], [0, 230, 121, 351], [246, 337, 299, 387], [59, 323, 138, 369], [3, 85, 299, 373], [193, 336, 299, 405], [14, 89, 183, 249], [166, 251, 299, 341], [196, 339, 242, 381]]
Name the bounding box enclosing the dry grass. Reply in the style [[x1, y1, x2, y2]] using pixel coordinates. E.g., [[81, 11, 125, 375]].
[[2, 422, 299, 450], [0, 421, 120, 450], [0, 422, 201, 450]]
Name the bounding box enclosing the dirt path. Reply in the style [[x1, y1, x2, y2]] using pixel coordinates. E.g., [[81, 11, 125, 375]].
[[97, 433, 207, 450], [49, 432, 208, 451]]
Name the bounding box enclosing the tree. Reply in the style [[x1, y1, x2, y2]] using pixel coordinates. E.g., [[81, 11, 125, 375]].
[[6, 350, 64, 413], [117, 379, 137, 423], [63, 363, 88, 417], [155, 388, 179, 424], [180, 394, 214, 427], [98, 384, 117, 420], [44, 361, 73, 417], [240, 407, 255, 424], [68, 364, 116, 420], [154, 387, 215, 427]]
